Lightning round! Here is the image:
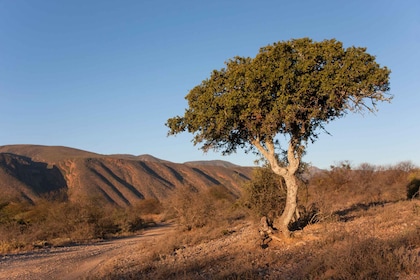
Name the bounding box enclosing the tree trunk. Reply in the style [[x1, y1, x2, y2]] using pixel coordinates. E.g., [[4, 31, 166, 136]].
[[252, 138, 300, 238], [274, 173, 299, 237]]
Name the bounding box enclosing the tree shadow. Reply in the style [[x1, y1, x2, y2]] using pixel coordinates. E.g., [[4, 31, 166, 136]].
[[333, 201, 391, 222], [288, 200, 402, 231], [289, 204, 321, 231]]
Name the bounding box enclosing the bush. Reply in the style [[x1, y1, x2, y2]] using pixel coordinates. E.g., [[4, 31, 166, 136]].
[[132, 198, 163, 215], [0, 195, 156, 253], [165, 185, 244, 232], [166, 187, 217, 230], [242, 166, 286, 217], [407, 178, 420, 199], [307, 161, 416, 215]]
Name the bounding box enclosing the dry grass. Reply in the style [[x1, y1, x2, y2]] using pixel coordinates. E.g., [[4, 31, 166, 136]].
[[91, 161, 420, 280], [94, 200, 420, 280], [2, 161, 419, 279], [0, 196, 159, 253]]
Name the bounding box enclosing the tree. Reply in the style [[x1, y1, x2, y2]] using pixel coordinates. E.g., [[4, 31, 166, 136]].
[[166, 38, 391, 237]]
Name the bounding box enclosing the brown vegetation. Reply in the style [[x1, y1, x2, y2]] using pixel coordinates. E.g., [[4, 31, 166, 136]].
[[0, 145, 251, 254], [0, 195, 154, 253], [1, 147, 419, 279], [91, 161, 420, 280]]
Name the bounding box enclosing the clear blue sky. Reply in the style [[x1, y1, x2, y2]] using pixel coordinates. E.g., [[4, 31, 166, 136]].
[[1, 0, 419, 168]]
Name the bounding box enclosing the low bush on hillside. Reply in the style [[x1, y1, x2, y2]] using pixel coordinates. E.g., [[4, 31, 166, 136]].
[[307, 161, 417, 218], [142, 185, 250, 259], [165, 185, 245, 232], [0, 196, 161, 253]]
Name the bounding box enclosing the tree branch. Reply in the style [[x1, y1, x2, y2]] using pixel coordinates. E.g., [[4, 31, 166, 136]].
[[252, 138, 287, 176], [287, 140, 300, 175]]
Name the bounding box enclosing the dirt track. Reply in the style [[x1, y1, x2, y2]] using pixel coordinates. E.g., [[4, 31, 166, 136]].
[[0, 224, 174, 280]]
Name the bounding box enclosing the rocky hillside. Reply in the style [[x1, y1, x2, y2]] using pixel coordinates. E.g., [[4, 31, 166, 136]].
[[0, 145, 253, 206]]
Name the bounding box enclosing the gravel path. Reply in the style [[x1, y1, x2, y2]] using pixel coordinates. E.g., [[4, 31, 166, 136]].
[[0, 224, 174, 280]]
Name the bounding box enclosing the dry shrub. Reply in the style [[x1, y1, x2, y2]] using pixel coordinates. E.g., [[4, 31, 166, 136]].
[[165, 187, 215, 230], [406, 174, 420, 199], [407, 180, 420, 200], [132, 198, 163, 215], [0, 195, 155, 253], [300, 229, 420, 279], [307, 161, 417, 216], [241, 166, 286, 217], [165, 185, 242, 232]]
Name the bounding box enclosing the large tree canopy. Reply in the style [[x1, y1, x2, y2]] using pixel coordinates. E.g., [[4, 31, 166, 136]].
[[167, 38, 391, 237]]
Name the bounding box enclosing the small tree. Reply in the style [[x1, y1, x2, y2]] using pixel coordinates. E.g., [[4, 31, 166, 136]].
[[167, 38, 391, 237]]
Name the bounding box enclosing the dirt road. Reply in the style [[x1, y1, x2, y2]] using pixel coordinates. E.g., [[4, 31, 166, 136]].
[[0, 224, 174, 280]]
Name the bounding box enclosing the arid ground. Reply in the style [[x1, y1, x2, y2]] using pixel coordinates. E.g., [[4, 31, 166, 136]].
[[0, 146, 419, 279], [1, 200, 418, 280], [0, 224, 175, 280]]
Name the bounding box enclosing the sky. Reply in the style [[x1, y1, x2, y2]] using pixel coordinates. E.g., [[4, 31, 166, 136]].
[[0, 0, 419, 169]]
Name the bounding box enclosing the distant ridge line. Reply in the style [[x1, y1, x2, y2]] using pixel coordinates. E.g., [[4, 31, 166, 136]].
[[0, 144, 254, 206]]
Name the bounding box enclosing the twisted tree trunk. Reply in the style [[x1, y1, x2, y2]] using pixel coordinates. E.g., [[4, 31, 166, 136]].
[[253, 138, 300, 238], [274, 173, 298, 237]]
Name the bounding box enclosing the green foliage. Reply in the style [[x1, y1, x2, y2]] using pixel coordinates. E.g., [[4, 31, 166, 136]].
[[167, 38, 391, 157], [167, 37, 391, 232], [242, 166, 286, 217]]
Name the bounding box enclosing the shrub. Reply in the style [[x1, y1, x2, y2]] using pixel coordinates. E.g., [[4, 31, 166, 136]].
[[0, 195, 155, 253], [132, 198, 163, 215], [301, 230, 420, 279], [165, 185, 244, 233], [242, 166, 286, 217], [407, 178, 420, 199], [166, 187, 217, 230], [307, 161, 415, 215]]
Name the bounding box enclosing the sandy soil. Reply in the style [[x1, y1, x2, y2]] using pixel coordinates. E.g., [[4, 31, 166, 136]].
[[0, 224, 175, 280]]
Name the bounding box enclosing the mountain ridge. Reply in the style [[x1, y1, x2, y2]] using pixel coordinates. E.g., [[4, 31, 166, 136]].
[[0, 145, 253, 206]]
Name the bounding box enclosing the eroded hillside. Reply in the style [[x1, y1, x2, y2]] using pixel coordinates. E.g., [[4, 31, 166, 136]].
[[0, 145, 253, 205]]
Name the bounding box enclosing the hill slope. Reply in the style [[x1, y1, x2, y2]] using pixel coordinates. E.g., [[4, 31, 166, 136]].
[[0, 145, 253, 205]]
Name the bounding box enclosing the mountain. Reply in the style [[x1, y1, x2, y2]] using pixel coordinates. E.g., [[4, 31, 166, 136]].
[[184, 160, 240, 168], [0, 145, 253, 206]]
